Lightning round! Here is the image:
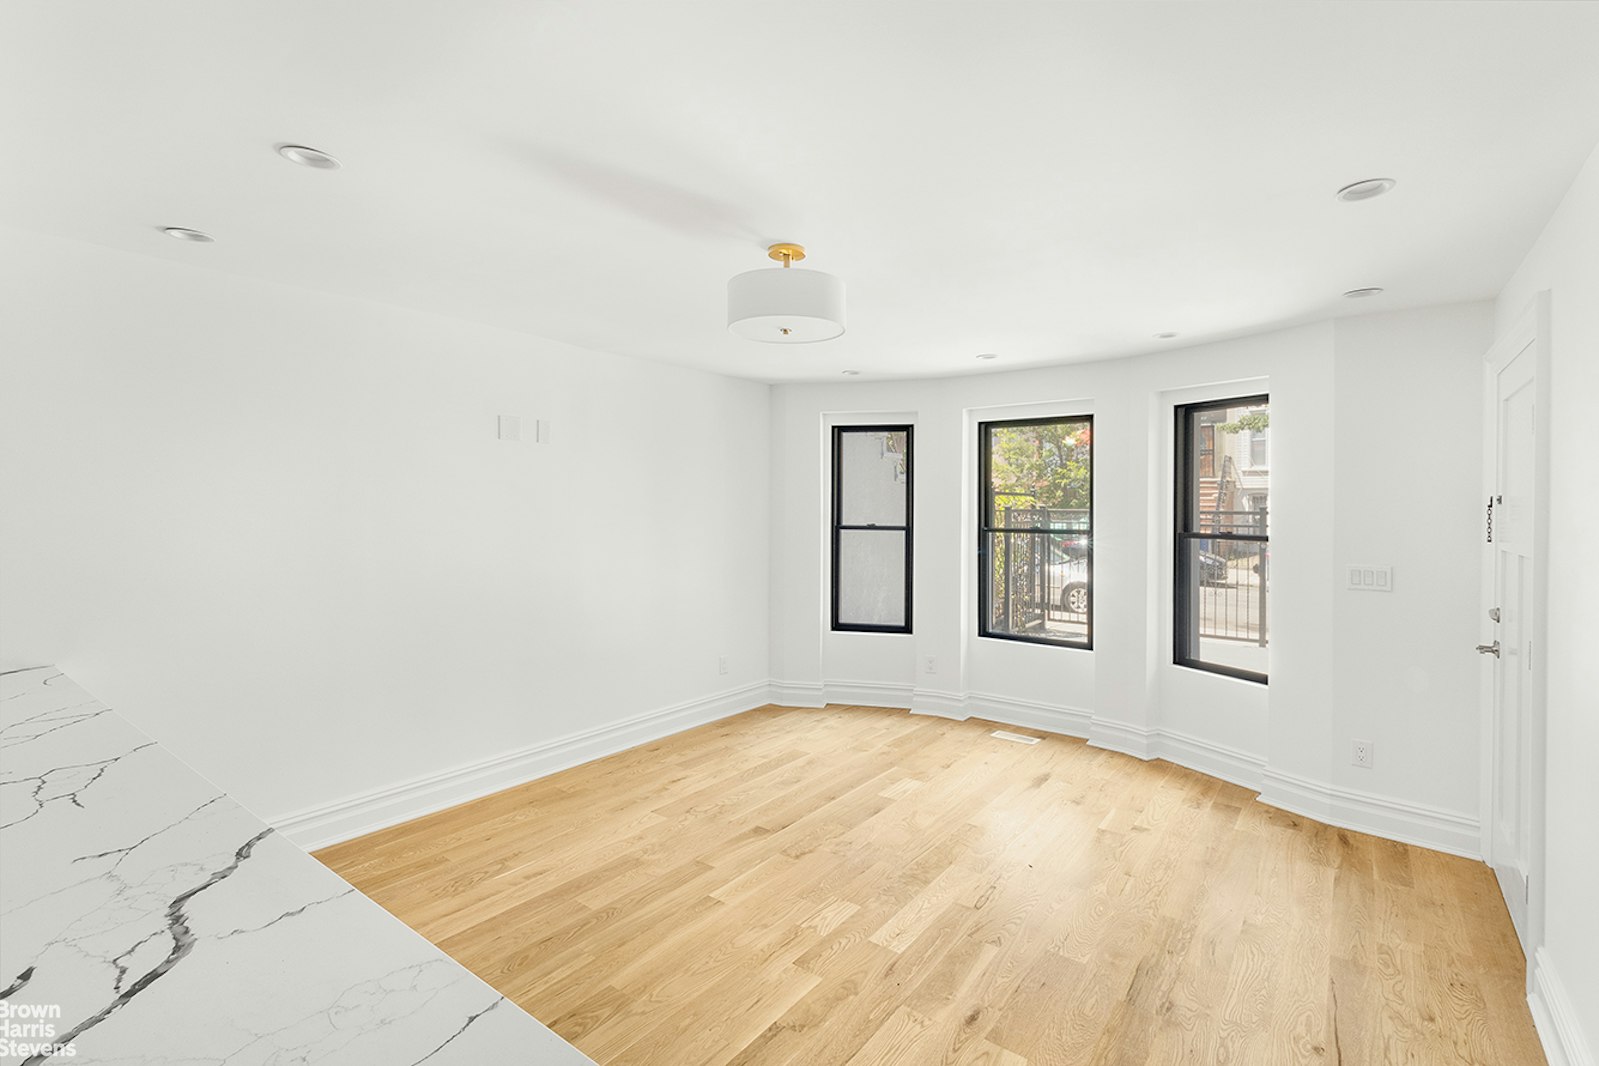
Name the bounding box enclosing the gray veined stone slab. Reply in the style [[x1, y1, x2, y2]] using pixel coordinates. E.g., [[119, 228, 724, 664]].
[[0, 666, 594, 1065]]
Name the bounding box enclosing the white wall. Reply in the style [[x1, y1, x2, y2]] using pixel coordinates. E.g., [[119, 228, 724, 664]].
[[0, 229, 1503, 863], [770, 304, 1492, 854], [1497, 140, 1599, 1064], [1330, 306, 1494, 813], [0, 231, 772, 827]]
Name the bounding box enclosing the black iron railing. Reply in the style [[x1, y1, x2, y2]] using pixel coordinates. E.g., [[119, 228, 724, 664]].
[[1193, 508, 1268, 645], [985, 507, 1266, 646]]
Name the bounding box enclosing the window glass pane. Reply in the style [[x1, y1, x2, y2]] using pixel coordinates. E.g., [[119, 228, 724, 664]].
[[986, 420, 1091, 529], [1249, 430, 1268, 468], [1178, 539, 1268, 674], [837, 529, 906, 627], [840, 430, 909, 527], [832, 425, 911, 633], [1188, 403, 1269, 536], [984, 531, 1089, 645]]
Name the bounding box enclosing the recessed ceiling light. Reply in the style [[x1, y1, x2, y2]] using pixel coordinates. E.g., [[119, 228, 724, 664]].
[[1154, 332, 1178, 339], [975, 353, 999, 361], [1335, 178, 1396, 202], [1343, 287, 1384, 298], [162, 227, 214, 243], [841, 370, 860, 376], [277, 144, 341, 170]]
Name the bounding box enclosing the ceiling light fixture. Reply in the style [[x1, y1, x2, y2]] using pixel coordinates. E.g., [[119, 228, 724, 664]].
[[841, 370, 861, 376], [277, 144, 341, 170], [1343, 287, 1384, 298], [1335, 178, 1395, 202], [727, 243, 845, 343], [1154, 332, 1178, 340], [975, 353, 999, 361], [162, 227, 214, 243]]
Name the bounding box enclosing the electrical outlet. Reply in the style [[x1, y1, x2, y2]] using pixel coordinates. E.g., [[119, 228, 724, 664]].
[[1352, 740, 1374, 768], [923, 656, 937, 674], [717, 655, 729, 676]]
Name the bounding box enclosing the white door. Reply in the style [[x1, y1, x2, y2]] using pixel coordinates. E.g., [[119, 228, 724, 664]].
[[1482, 319, 1542, 949]]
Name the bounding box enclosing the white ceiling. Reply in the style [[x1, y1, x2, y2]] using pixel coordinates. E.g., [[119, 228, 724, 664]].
[[4, 1, 1599, 382]]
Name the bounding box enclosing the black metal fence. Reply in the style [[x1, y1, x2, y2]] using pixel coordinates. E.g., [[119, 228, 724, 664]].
[[989, 507, 1089, 636], [1199, 506, 1267, 539], [987, 507, 1267, 646], [990, 530, 1088, 633], [978, 511, 1266, 652], [1195, 508, 1268, 646]]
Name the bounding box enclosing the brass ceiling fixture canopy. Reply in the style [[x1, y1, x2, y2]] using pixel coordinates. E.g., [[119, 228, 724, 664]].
[[727, 242, 845, 343], [766, 242, 806, 265]]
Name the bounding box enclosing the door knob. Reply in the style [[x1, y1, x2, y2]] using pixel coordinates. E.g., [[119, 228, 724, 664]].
[[1476, 641, 1501, 657]]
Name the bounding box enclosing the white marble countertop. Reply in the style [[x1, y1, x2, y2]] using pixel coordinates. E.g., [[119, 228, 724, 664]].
[[0, 666, 594, 1065]]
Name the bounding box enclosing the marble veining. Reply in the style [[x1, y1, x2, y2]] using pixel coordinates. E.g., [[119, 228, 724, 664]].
[[0, 667, 593, 1064]]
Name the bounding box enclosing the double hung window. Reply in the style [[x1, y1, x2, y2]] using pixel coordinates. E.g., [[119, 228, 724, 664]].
[[1174, 396, 1270, 681], [831, 426, 913, 632], [978, 416, 1094, 648]]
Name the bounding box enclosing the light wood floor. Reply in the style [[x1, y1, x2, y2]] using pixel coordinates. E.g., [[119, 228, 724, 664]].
[[316, 705, 1544, 1066]]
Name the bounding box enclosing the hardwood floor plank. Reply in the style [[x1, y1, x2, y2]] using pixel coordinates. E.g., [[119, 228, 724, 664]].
[[317, 704, 1546, 1066]]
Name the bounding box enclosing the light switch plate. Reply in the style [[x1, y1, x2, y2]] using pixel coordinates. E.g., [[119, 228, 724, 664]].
[[497, 415, 522, 441], [1347, 564, 1394, 592]]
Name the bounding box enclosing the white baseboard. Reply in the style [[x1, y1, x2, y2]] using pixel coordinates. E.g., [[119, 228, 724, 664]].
[[1257, 767, 1480, 859], [1530, 947, 1595, 1066], [271, 680, 773, 851], [770, 678, 921, 711], [983, 706, 1266, 795], [908, 688, 968, 719], [807, 685, 1470, 857], [1151, 727, 1266, 793], [1088, 719, 1155, 760], [769, 679, 826, 707], [278, 676, 1481, 864], [964, 691, 1092, 739], [823, 679, 914, 709]]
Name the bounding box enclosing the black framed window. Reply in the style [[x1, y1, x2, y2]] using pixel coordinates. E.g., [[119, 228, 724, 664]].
[[1175, 395, 1269, 682], [831, 425, 912, 633], [978, 415, 1093, 648]]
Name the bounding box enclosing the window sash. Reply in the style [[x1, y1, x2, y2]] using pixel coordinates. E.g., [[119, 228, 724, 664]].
[[831, 425, 913, 633], [977, 415, 1094, 650], [1174, 395, 1269, 683]]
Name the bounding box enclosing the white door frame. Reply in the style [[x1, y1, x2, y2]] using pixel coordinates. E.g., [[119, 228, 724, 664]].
[[1478, 290, 1550, 969]]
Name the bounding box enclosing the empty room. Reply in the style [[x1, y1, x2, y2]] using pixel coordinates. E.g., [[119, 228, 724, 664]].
[[2, 2, 1597, 1064]]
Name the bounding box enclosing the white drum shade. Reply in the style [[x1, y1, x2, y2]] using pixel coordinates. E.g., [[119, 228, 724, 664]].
[[727, 267, 845, 343]]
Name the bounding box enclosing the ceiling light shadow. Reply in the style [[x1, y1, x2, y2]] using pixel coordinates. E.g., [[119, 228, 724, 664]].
[[506, 141, 768, 245]]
